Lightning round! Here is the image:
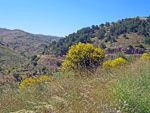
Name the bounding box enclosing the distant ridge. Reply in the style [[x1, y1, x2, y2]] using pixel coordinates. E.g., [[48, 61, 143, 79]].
[[0, 28, 63, 57]]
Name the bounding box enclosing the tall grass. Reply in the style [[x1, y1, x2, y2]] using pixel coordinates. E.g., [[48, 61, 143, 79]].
[[113, 60, 150, 113], [0, 60, 149, 113]]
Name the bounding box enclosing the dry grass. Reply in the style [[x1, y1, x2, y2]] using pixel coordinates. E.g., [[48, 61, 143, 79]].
[[0, 60, 150, 113]]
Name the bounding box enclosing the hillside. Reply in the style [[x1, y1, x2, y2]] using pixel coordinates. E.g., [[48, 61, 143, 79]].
[[0, 43, 28, 74], [50, 16, 150, 55], [0, 28, 63, 76], [0, 28, 62, 57], [1, 17, 150, 77]]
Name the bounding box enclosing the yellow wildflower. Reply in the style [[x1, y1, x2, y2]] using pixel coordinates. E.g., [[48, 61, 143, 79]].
[[19, 75, 52, 89], [103, 57, 128, 69], [141, 53, 150, 60]]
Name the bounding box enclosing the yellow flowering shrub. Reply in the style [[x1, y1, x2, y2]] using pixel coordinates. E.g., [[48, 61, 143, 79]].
[[141, 53, 150, 60], [103, 57, 128, 69], [61, 42, 105, 72], [103, 60, 112, 69], [19, 75, 52, 89]]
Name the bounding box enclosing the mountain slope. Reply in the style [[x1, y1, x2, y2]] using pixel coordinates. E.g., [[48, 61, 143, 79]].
[[50, 16, 150, 55], [0, 43, 28, 74], [0, 28, 62, 57], [0, 28, 63, 75]]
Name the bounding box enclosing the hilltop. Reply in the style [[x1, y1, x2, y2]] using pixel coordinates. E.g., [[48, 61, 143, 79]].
[[50, 16, 150, 55]]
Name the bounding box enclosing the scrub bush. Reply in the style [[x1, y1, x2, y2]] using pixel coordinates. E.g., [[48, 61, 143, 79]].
[[61, 42, 105, 72]]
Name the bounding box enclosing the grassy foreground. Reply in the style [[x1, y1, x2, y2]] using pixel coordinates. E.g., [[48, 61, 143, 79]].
[[0, 60, 150, 113]]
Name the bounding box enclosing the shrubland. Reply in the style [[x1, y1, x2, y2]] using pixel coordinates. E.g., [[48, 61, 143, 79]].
[[50, 17, 150, 56], [0, 43, 150, 113]]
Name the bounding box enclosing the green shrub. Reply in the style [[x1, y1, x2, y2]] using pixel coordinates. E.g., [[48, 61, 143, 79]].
[[116, 52, 127, 60], [144, 37, 150, 44], [0, 67, 2, 72], [31, 55, 40, 66]]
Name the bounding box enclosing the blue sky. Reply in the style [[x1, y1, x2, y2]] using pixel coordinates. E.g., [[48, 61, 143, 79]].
[[0, 0, 149, 36]]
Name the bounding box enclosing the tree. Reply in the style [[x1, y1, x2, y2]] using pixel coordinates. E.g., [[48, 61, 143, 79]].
[[31, 55, 39, 66]]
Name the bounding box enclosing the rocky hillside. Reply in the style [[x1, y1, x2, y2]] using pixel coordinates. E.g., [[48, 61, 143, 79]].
[[0, 28, 62, 57], [50, 16, 150, 55]]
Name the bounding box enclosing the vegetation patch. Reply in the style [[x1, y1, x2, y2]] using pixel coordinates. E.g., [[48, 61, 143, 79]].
[[61, 42, 105, 73], [19, 74, 52, 89], [103, 57, 128, 69]]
